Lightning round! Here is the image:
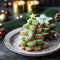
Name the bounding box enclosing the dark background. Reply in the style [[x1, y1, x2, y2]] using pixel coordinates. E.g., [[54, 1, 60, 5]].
[[0, 0, 60, 7], [0, 0, 60, 14]]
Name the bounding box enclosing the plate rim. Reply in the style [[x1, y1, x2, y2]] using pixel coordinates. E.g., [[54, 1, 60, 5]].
[[4, 27, 60, 56]]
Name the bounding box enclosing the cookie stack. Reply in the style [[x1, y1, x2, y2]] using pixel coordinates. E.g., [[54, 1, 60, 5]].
[[19, 14, 55, 52], [36, 14, 56, 40]]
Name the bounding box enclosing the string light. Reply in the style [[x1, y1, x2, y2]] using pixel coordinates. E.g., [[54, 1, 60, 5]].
[[8, 2, 12, 6], [20, 15, 23, 18], [1, 10, 4, 13], [4, 0, 7, 1], [0, 23, 2, 26], [16, 16, 19, 19]]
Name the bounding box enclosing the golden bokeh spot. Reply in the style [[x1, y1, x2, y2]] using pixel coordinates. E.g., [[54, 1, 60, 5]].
[[4, 0, 7, 1], [8, 2, 12, 6], [1, 10, 4, 13]]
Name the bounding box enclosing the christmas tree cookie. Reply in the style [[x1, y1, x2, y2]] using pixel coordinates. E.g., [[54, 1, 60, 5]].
[[19, 13, 55, 52], [36, 14, 56, 40]]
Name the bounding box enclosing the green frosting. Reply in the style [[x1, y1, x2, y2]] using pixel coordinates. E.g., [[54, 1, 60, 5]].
[[21, 45, 33, 49], [36, 39, 43, 43], [37, 28, 43, 31], [28, 30, 34, 33], [28, 40, 37, 45], [22, 29, 28, 32], [32, 19, 38, 23], [27, 18, 32, 23], [26, 36, 31, 39], [20, 40, 26, 44], [21, 46, 25, 49], [30, 24, 36, 28], [42, 33, 49, 35], [23, 29, 34, 33], [23, 45, 33, 49], [27, 29, 34, 35], [34, 45, 41, 48], [22, 29, 34, 36], [21, 36, 31, 40], [44, 28, 50, 30], [45, 22, 50, 24], [26, 46, 32, 48], [23, 23, 30, 27], [35, 34, 42, 36], [21, 36, 27, 38]]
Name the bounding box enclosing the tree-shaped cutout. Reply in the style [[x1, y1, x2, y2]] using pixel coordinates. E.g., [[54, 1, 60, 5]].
[[19, 14, 55, 52]]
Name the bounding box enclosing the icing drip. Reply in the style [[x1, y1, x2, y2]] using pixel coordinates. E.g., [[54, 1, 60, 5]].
[[36, 14, 53, 24]]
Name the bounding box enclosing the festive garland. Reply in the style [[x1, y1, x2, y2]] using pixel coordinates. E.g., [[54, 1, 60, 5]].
[[1, 8, 59, 32]]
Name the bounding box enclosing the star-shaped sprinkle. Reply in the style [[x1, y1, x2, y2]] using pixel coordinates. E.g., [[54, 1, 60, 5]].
[[30, 13, 36, 19]]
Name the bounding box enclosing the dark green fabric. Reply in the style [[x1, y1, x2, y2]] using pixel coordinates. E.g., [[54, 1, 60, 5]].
[[2, 8, 60, 32], [2, 19, 26, 32], [54, 22, 60, 32], [40, 8, 58, 17]]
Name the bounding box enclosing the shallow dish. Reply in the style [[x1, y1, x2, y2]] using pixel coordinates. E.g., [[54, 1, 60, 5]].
[[4, 27, 60, 56]]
